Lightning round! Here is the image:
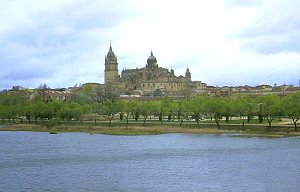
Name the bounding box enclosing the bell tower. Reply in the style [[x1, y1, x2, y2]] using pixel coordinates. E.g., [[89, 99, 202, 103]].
[[104, 43, 119, 84], [185, 68, 191, 81]]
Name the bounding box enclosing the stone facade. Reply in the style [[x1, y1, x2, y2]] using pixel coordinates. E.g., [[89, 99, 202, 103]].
[[104, 44, 207, 96]]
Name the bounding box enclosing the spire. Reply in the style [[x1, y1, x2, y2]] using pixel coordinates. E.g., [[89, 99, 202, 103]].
[[109, 41, 112, 51], [151, 50, 153, 56], [185, 67, 191, 80], [107, 41, 115, 58]]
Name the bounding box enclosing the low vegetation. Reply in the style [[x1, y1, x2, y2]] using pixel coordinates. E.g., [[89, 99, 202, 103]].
[[1, 92, 300, 136]]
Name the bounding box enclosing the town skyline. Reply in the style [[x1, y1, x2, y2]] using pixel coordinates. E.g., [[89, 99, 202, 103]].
[[1, 0, 300, 90]]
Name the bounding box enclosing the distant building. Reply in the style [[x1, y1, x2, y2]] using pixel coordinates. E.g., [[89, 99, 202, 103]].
[[2, 44, 300, 101], [104, 44, 207, 96]]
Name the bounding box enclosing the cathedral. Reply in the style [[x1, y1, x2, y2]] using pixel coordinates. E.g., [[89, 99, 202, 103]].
[[104, 44, 207, 96]]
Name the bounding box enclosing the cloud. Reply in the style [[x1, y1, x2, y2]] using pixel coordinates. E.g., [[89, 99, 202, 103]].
[[0, 0, 140, 89], [224, 0, 261, 7], [0, 0, 299, 90], [234, 0, 300, 53]]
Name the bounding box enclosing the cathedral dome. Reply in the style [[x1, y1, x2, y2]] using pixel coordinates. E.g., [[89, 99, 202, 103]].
[[146, 51, 158, 68], [147, 51, 157, 63]]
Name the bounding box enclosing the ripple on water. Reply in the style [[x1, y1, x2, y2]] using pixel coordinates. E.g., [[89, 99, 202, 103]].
[[0, 132, 300, 192]]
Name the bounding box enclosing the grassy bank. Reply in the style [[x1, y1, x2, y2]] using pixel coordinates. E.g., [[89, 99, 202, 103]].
[[1, 122, 300, 138], [1, 123, 231, 135]]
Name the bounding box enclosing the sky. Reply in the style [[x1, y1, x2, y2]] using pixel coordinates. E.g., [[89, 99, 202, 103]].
[[1, 0, 300, 90]]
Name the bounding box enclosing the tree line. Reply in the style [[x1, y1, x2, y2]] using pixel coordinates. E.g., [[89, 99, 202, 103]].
[[0, 92, 300, 131]]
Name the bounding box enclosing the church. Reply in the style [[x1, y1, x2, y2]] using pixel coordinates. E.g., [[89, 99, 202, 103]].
[[104, 44, 207, 96]]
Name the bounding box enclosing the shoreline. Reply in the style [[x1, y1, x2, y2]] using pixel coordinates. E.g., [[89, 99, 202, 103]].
[[1, 123, 300, 138]]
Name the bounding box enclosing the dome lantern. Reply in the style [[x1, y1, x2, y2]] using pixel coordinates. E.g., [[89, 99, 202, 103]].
[[146, 51, 158, 68]]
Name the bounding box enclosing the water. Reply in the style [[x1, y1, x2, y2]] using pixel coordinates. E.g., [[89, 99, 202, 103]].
[[0, 131, 300, 192]]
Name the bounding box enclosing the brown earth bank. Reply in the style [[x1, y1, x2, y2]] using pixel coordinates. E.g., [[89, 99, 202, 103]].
[[1, 122, 300, 138]]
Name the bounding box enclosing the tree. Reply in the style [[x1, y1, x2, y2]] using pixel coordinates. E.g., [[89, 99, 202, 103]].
[[8, 106, 17, 123], [153, 89, 162, 96], [0, 93, 25, 122], [23, 103, 33, 124], [29, 101, 53, 123], [41, 103, 54, 121], [134, 111, 140, 121], [160, 97, 175, 124], [115, 100, 125, 122], [72, 103, 85, 122], [222, 97, 235, 123], [124, 101, 134, 127], [101, 100, 122, 126], [1, 106, 17, 123], [49, 100, 65, 119], [16, 104, 26, 123], [257, 103, 264, 123], [167, 111, 172, 122], [244, 96, 255, 123], [0, 93, 25, 106], [148, 100, 160, 121], [38, 83, 48, 89], [234, 96, 249, 130], [58, 104, 73, 122], [188, 96, 206, 128], [127, 100, 138, 120], [37, 83, 49, 101], [283, 92, 300, 132], [176, 99, 190, 127], [176, 101, 184, 125], [256, 95, 283, 129], [139, 101, 150, 125], [0, 106, 6, 123], [206, 97, 223, 129]]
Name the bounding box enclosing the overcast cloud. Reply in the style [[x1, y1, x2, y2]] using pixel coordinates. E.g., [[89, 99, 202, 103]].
[[0, 0, 299, 90]]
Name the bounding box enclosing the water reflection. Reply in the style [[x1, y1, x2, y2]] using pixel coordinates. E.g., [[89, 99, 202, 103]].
[[0, 132, 299, 191]]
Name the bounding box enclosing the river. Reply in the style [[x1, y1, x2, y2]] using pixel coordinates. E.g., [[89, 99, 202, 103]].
[[0, 131, 299, 191]]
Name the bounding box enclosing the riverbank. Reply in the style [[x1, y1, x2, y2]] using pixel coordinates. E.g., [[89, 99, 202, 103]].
[[0, 124, 230, 135], [1, 123, 300, 138]]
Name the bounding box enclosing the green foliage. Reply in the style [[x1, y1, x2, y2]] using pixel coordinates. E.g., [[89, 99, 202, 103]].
[[58, 105, 73, 121], [134, 111, 140, 121], [222, 97, 235, 123], [255, 94, 282, 128], [153, 89, 162, 96], [0, 93, 25, 106], [204, 96, 224, 128], [1, 92, 299, 132], [188, 96, 207, 127], [283, 92, 300, 131], [148, 100, 160, 117], [138, 101, 151, 125], [161, 96, 175, 115], [167, 111, 172, 122]]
